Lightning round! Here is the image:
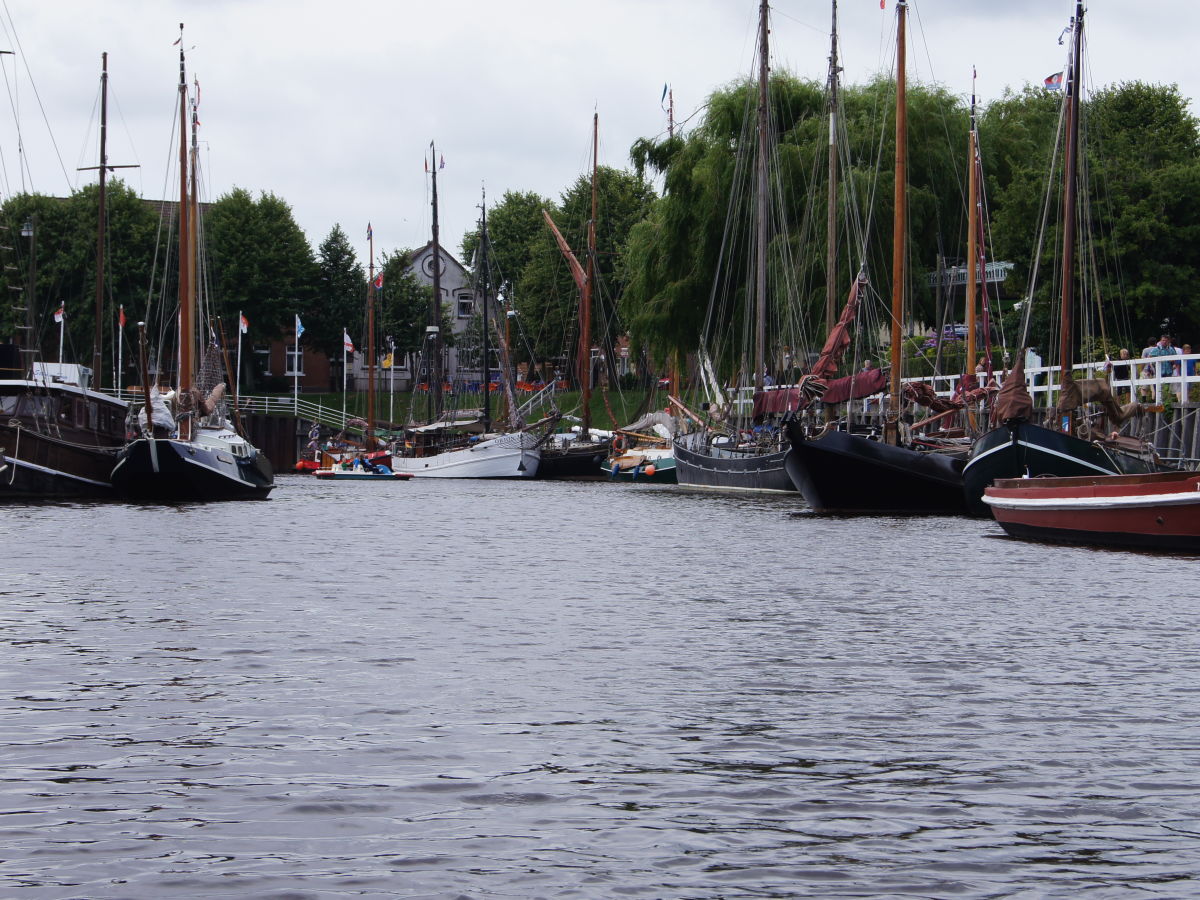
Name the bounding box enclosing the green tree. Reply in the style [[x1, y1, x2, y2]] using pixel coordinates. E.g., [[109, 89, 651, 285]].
[[205, 188, 318, 341], [309, 225, 365, 364]]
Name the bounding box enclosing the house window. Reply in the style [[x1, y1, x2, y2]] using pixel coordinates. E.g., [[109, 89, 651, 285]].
[[286, 347, 304, 376], [457, 294, 474, 318]]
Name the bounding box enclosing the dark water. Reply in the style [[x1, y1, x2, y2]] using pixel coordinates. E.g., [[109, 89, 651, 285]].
[[3, 476, 1200, 899]]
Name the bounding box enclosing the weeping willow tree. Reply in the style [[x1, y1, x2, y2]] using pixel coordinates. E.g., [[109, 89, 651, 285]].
[[624, 72, 973, 386]]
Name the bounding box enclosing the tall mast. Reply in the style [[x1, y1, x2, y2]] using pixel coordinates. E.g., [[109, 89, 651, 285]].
[[886, 1, 907, 444], [824, 0, 840, 337], [1058, 1, 1083, 432], [480, 194, 492, 432], [91, 52, 108, 386], [430, 140, 443, 422], [176, 24, 192, 437], [966, 68, 978, 372], [580, 112, 598, 436], [754, 0, 769, 392], [367, 225, 376, 446]]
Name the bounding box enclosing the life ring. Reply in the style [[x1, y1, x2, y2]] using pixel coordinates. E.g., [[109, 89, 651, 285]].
[[612, 435, 630, 454]]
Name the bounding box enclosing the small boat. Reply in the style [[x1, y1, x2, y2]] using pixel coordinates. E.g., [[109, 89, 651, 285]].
[[314, 459, 413, 481], [606, 445, 676, 483], [983, 471, 1200, 553]]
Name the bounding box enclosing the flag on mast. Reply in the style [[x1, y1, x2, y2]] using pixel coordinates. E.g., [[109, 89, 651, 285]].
[[1044, 71, 1064, 90], [53, 306, 65, 323], [344, 330, 355, 353], [119, 306, 127, 328], [295, 315, 304, 338], [240, 313, 249, 333]]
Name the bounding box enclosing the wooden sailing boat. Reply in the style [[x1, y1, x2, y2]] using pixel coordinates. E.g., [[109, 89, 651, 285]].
[[539, 113, 619, 480], [110, 26, 273, 501], [961, 0, 1166, 517], [783, 0, 967, 513], [390, 166, 547, 479], [671, 0, 797, 494], [0, 52, 130, 500]]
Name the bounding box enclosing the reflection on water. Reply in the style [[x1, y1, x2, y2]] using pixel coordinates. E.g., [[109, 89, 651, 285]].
[[2, 475, 1198, 898]]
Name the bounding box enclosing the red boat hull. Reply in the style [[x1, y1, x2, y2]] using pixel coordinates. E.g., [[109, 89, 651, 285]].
[[984, 471, 1200, 552]]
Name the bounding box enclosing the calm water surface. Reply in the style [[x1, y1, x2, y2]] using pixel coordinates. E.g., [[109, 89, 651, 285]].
[[2, 475, 1199, 899]]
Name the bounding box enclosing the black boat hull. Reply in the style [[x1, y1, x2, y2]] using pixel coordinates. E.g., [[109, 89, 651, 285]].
[[673, 434, 795, 492], [537, 441, 610, 480], [962, 421, 1158, 517], [111, 438, 274, 501], [784, 424, 966, 514], [0, 423, 119, 499]]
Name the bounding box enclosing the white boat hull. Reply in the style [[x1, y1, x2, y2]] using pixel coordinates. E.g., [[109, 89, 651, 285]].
[[390, 432, 541, 479]]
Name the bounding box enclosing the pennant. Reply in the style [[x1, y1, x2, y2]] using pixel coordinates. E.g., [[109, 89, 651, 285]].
[[367, 222, 373, 241], [424, 158, 429, 173], [240, 313, 249, 334], [295, 314, 304, 338], [53, 306, 64, 323], [343, 330, 355, 353], [439, 154, 445, 169], [661, 83, 668, 104], [119, 306, 127, 328], [1044, 71, 1064, 90]]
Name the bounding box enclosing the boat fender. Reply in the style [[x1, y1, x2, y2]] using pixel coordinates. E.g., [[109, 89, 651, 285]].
[[645, 464, 656, 477], [609, 463, 620, 478]]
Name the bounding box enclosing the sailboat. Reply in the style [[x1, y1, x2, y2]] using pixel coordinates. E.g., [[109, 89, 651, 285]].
[[783, 0, 967, 514], [670, 0, 799, 494], [960, 0, 1165, 517], [110, 27, 273, 501], [539, 113, 618, 480], [0, 53, 129, 500], [390, 165, 548, 479]]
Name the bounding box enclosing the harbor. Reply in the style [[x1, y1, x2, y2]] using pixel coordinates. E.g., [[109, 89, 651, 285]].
[[3, 476, 1199, 898]]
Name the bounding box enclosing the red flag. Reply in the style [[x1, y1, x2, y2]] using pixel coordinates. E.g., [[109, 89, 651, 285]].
[[118, 306, 127, 328], [374, 274, 384, 290], [53, 306, 64, 323], [240, 314, 249, 334]]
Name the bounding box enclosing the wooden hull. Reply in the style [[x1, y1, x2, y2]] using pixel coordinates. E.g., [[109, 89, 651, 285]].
[[0, 381, 127, 500], [537, 439, 611, 480], [963, 421, 1160, 518], [111, 438, 275, 501], [984, 471, 1200, 552], [784, 424, 967, 514], [673, 432, 794, 493]]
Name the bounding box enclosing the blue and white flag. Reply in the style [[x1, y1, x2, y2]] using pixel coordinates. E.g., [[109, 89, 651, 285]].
[[295, 314, 305, 338]]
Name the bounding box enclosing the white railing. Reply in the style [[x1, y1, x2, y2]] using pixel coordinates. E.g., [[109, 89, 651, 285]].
[[903, 354, 1200, 406]]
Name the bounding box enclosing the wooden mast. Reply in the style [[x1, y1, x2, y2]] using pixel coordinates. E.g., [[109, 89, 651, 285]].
[[176, 24, 192, 439], [1058, 1, 1084, 433], [91, 53, 108, 386], [429, 140, 443, 424], [367, 225, 376, 447], [886, 0, 907, 446], [580, 112, 598, 436], [824, 0, 840, 337], [753, 0, 769, 392], [966, 70, 978, 375], [480, 194, 492, 432]]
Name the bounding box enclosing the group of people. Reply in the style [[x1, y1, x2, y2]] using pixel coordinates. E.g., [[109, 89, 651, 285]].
[[1107, 335, 1196, 401]]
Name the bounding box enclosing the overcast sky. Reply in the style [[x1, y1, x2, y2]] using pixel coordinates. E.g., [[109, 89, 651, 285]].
[[1, 1, 1195, 270]]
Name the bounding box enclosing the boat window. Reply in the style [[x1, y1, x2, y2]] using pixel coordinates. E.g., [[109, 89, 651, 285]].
[[0, 395, 16, 415], [17, 396, 54, 418]]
